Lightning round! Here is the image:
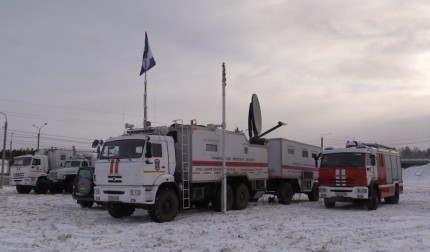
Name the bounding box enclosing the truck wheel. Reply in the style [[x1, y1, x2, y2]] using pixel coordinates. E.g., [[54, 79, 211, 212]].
[[233, 183, 249, 210], [122, 206, 135, 217], [277, 182, 293, 205], [34, 178, 49, 194], [212, 184, 234, 212], [391, 185, 400, 204], [16, 185, 32, 194], [367, 188, 378, 210], [307, 183, 319, 202], [78, 200, 94, 208], [108, 203, 126, 218], [65, 179, 74, 194], [148, 188, 179, 223], [324, 198, 335, 208]]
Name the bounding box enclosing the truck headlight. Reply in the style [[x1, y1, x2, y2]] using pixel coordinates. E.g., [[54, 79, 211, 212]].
[[357, 188, 367, 194], [319, 187, 327, 193], [94, 188, 100, 194]]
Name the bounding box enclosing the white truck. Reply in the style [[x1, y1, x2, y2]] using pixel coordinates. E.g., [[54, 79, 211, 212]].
[[48, 153, 97, 194], [9, 148, 75, 194], [266, 138, 321, 204], [94, 122, 268, 222]]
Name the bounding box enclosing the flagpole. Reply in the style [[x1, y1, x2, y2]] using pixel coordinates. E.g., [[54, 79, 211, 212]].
[[140, 31, 155, 130], [144, 62, 148, 130]]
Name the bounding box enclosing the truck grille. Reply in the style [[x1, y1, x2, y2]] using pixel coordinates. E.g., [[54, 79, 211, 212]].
[[13, 173, 24, 179], [328, 178, 355, 187], [49, 171, 57, 180]]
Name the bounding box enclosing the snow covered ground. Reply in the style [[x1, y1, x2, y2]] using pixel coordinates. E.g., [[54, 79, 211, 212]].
[[1, 165, 429, 252]]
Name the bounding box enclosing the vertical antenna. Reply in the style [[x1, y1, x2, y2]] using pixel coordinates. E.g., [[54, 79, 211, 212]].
[[221, 62, 227, 213]]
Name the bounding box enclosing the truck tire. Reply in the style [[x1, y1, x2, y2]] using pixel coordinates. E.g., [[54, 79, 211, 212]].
[[307, 183, 319, 202], [77, 178, 92, 196], [34, 178, 49, 194], [107, 203, 126, 219], [324, 198, 335, 208], [385, 185, 400, 204], [78, 200, 94, 208], [391, 185, 400, 204], [148, 188, 179, 223], [65, 178, 74, 194], [16, 185, 32, 194], [233, 183, 249, 210], [212, 184, 234, 212], [277, 182, 293, 205], [367, 188, 378, 210]]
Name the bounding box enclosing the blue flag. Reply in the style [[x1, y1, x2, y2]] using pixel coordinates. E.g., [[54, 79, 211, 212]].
[[140, 32, 156, 75]]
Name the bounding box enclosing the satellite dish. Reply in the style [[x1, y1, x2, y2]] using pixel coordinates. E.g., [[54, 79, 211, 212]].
[[248, 94, 263, 139]]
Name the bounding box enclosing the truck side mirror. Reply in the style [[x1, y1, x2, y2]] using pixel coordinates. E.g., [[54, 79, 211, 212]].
[[145, 142, 153, 158]]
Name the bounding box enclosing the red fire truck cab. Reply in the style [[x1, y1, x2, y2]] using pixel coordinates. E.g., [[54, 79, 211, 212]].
[[318, 141, 403, 210]]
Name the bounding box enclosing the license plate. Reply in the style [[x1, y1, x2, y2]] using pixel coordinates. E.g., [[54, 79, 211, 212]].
[[335, 192, 347, 197], [108, 195, 119, 201]]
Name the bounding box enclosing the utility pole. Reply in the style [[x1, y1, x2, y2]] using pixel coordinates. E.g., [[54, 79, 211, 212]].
[[9, 132, 13, 159], [33, 123, 47, 151], [321, 133, 332, 150], [0, 112, 7, 189]]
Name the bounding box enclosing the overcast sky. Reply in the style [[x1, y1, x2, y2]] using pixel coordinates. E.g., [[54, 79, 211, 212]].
[[1, 0, 430, 151]]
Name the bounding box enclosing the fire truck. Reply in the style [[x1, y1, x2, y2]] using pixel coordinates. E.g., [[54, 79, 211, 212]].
[[318, 141, 403, 210], [94, 121, 268, 222]]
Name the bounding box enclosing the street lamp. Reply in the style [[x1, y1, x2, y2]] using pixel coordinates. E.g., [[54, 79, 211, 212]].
[[33, 123, 47, 151], [0, 112, 7, 189], [321, 133, 332, 150]]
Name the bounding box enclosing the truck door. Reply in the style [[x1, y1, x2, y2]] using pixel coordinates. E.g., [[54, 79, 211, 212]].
[[145, 142, 168, 173], [32, 158, 42, 172]]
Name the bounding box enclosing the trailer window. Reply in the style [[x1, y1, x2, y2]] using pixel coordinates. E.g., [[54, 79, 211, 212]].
[[321, 153, 365, 167], [287, 147, 294, 155], [100, 140, 146, 159], [302, 150, 309, 158], [60, 155, 67, 161], [206, 144, 218, 153]]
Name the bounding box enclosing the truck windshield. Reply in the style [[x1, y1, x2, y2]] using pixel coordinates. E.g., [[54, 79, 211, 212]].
[[321, 153, 365, 168], [100, 139, 145, 160], [11, 157, 32, 166], [64, 161, 82, 167]]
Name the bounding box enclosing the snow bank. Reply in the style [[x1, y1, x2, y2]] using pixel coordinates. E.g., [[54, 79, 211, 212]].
[[1, 166, 429, 251]]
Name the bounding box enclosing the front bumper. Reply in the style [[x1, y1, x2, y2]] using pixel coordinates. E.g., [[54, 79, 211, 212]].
[[94, 185, 158, 205], [319, 186, 369, 200], [10, 177, 35, 186]]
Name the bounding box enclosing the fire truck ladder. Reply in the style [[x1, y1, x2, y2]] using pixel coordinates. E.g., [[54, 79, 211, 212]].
[[179, 123, 191, 209]]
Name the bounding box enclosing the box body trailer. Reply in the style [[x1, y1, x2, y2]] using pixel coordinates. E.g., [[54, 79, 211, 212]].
[[266, 138, 320, 204]]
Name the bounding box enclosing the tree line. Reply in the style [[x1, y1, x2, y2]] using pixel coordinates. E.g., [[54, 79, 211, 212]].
[[1, 149, 36, 161], [398, 146, 430, 158]]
